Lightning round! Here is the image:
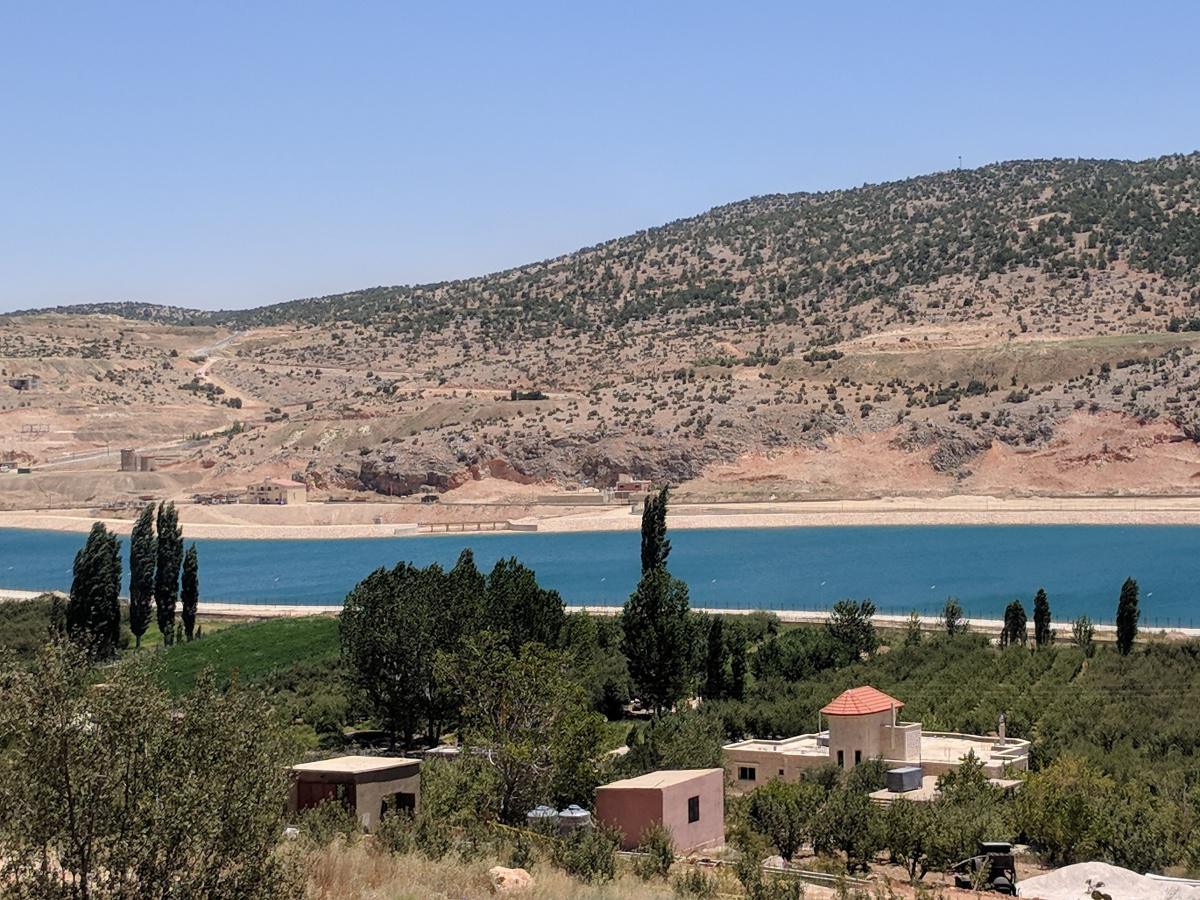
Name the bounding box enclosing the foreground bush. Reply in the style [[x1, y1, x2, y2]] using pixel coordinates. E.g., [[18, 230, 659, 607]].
[[0, 642, 299, 899]]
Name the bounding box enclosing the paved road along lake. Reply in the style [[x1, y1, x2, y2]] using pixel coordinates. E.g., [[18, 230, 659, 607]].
[[1, 525, 1197, 625]]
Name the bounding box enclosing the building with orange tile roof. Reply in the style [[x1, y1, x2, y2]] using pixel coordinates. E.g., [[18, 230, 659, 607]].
[[724, 685, 1029, 795]]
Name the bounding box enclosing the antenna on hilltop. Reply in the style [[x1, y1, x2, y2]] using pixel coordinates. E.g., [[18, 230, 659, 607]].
[[957, 154, 962, 170]]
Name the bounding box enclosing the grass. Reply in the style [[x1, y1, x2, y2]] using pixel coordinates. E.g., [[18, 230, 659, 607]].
[[159, 614, 339, 694], [303, 840, 682, 900]]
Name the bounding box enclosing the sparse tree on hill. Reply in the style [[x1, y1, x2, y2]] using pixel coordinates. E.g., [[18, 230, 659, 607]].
[[1116, 577, 1140, 656], [942, 597, 967, 635], [66, 522, 122, 660], [639, 486, 670, 574], [181, 543, 199, 641], [1033, 588, 1052, 647], [128, 503, 156, 648], [154, 501, 183, 645], [1001, 600, 1028, 648], [904, 610, 923, 647]]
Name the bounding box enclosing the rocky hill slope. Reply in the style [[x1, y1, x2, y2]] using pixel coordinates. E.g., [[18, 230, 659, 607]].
[[4, 153, 1200, 504]]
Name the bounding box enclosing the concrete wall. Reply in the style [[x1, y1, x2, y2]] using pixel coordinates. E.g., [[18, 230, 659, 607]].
[[595, 771, 724, 852], [659, 770, 724, 853], [724, 747, 828, 792], [827, 709, 891, 770], [595, 787, 661, 851]]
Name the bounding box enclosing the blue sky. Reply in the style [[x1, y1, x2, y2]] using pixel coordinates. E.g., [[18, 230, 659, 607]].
[[2, 1, 1198, 312]]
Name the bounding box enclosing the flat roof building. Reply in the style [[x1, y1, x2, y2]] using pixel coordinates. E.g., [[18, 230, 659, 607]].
[[288, 755, 420, 831], [594, 768, 724, 853], [724, 686, 1029, 794], [247, 478, 307, 505]]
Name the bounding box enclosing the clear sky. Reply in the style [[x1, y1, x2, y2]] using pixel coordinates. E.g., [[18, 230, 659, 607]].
[[2, 1, 1198, 313]]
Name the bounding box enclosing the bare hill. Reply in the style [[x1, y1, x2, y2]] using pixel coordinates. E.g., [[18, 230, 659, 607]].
[[3, 153, 1200, 508]]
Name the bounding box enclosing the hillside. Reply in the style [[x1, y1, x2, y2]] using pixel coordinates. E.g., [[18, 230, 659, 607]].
[[3, 152, 1200, 510]]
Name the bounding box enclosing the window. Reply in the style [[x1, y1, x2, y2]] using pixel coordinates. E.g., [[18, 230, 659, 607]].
[[778, 769, 784, 776], [737, 766, 756, 782], [687, 796, 700, 824], [837, 750, 844, 768], [855, 750, 862, 765]]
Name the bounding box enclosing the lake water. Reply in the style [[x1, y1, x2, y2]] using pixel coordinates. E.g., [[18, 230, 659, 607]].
[[1, 525, 1197, 626]]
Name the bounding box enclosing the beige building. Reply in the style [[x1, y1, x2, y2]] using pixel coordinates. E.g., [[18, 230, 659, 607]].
[[289, 755, 420, 830], [247, 478, 307, 505], [724, 686, 1029, 794]]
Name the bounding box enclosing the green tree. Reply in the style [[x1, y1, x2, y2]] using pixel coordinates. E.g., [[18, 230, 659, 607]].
[[66, 522, 122, 660], [903, 610, 923, 647], [180, 543, 199, 641], [812, 784, 879, 871], [0, 643, 297, 899], [1014, 755, 1112, 865], [728, 624, 747, 701], [942, 597, 967, 635], [438, 634, 605, 822], [882, 798, 934, 881], [1033, 588, 1052, 647], [622, 568, 694, 714], [1071, 615, 1096, 657], [1116, 577, 1139, 655], [639, 485, 671, 574], [827, 598, 878, 658], [702, 615, 728, 700], [484, 557, 564, 652], [154, 501, 183, 645], [745, 778, 824, 861], [340, 562, 435, 748], [1001, 599, 1027, 648], [128, 503, 156, 648]]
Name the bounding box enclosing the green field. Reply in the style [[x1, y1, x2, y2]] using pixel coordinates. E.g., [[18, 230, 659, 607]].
[[160, 614, 340, 694]]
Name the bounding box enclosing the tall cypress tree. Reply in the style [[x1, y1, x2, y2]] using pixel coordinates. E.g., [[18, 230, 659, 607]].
[[1116, 577, 1140, 656], [702, 615, 728, 700], [1001, 599, 1027, 648], [154, 501, 183, 646], [625, 485, 692, 713], [1033, 588, 1052, 647], [639, 486, 671, 574], [181, 543, 199, 641], [66, 522, 122, 659], [128, 504, 156, 648]]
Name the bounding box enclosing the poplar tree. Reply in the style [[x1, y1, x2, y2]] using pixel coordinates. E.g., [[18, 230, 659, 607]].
[[66, 523, 122, 659], [181, 543, 199, 641], [639, 486, 671, 574], [1033, 588, 1052, 647], [624, 487, 693, 713], [1116, 577, 1139, 656], [702, 615, 727, 700], [1001, 600, 1027, 648], [128, 503, 156, 648], [154, 501, 183, 645]]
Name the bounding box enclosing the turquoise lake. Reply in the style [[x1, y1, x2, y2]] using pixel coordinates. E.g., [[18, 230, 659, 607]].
[[1, 525, 1196, 626]]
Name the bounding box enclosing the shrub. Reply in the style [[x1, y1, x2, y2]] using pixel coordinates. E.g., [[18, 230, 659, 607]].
[[634, 820, 675, 879], [673, 866, 718, 897], [551, 824, 620, 883]]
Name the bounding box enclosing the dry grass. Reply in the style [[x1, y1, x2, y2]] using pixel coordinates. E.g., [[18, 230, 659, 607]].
[[302, 838, 679, 900]]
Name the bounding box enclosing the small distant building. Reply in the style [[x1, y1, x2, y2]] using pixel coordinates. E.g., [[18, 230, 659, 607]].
[[247, 478, 307, 505], [614, 474, 653, 497], [7, 375, 40, 391], [724, 685, 1029, 794], [594, 768, 724, 852], [120, 449, 137, 472], [288, 755, 420, 831], [119, 449, 160, 472]]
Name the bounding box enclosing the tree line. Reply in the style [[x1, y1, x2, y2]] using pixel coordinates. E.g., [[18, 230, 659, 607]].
[[64, 501, 202, 658]]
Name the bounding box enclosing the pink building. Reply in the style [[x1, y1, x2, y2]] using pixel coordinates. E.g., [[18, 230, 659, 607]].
[[594, 769, 724, 852]]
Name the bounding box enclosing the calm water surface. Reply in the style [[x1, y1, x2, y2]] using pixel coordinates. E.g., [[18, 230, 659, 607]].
[[1, 525, 1196, 625]]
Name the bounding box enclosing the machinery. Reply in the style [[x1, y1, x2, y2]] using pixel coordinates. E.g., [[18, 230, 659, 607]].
[[953, 841, 1018, 895]]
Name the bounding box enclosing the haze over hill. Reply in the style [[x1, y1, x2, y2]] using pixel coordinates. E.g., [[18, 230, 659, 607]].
[[3, 153, 1200, 516]]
